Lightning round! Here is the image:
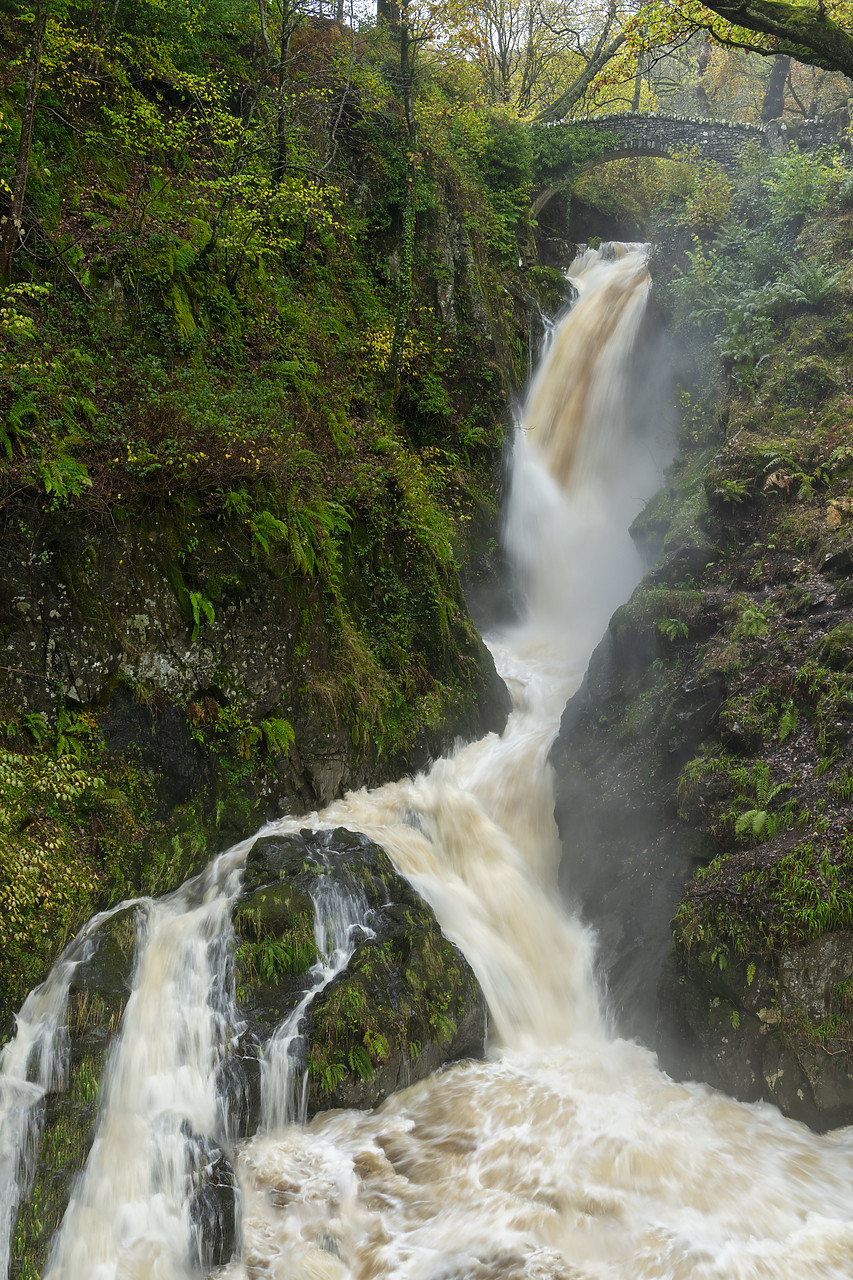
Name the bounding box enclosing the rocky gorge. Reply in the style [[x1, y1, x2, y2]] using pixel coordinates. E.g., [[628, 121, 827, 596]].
[[552, 178, 853, 1128]]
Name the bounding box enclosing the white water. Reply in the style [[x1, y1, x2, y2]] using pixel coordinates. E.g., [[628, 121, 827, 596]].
[[0, 949, 79, 1280], [7, 244, 853, 1279], [43, 870, 243, 1280], [0, 898, 146, 1280], [262, 878, 374, 1133]]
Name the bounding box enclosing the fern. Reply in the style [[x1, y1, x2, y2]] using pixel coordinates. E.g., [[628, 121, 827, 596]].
[[248, 509, 288, 558], [750, 761, 786, 808], [828, 768, 853, 801], [38, 451, 92, 502], [734, 604, 770, 640], [288, 512, 317, 574], [785, 260, 840, 307], [260, 717, 294, 755], [319, 1062, 346, 1094], [22, 713, 49, 746], [735, 808, 772, 839], [657, 617, 689, 642], [363, 1028, 390, 1062], [347, 1044, 375, 1081], [778, 703, 798, 742], [429, 1009, 457, 1043], [222, 487, 252, 519], [189, 590, 215, 642]]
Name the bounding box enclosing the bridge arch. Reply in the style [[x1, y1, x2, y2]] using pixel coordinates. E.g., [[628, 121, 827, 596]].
[[531, 113, 770, 219]]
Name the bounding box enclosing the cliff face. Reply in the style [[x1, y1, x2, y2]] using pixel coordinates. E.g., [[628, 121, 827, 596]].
[[0, 492, 510, 1030], [0, 23, 575, 1022], [551, 189, 853, 1129], [1, 492, 510, 819], [0, 241, 526, 1025]]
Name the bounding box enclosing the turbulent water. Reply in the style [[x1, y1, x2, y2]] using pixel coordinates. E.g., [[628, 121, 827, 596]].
[[5, 244, 853, 1279]]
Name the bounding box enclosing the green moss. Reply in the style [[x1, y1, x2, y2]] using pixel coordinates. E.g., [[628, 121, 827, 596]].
[[676, 836, 853, 962], [234, 884, 319, 995], [307, 914, 467, 1096], [611, 587, 705, 649], [812, 623, 853, 673], [0, 8, 555, 1045], [631, 446, 716, 563]]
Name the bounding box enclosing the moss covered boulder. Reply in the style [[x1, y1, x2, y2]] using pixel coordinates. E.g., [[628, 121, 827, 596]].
[[232, 827, 487, 1120]]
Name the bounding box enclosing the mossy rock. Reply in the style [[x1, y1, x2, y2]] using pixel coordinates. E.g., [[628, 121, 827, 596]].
[[704, 432, 812, 507], [659, 931, 853, 1131], [812, 622, 853, 672], [231, 827, 486, 1123], [233, 881, 320, 1023], [776, 357, 838, 409], [608, 585, 713, 668], [306, 893, 485, 1114], [631, 446, 717, 577]]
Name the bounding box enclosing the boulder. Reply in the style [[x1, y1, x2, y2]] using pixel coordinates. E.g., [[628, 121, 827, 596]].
[[230, 828, 487, 1123]]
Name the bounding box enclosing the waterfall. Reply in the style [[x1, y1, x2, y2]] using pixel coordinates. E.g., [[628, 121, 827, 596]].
[[0, 945, 84, 1280], [41, 860, 248, 1280], [0, 898, 146, 1280], [7, 244, 853, 1280], [261, 877, 374, 1132]]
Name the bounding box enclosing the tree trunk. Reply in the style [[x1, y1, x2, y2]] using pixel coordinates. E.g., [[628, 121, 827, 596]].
[[387, 3, 417, 391], [702, 0, 853, 80], [632, 51, 644, 111], [377, 0, 398, 33], [761, 54, 790, 121], [272, 17, 292, 184], [0, 2, 47, 284], [535, 32, 626, 122], [695, 35, 712, 116], [257, 0, 270, 51]]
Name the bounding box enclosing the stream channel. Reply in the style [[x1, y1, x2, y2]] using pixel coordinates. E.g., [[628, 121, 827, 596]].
[[3, 244, 853, 1279]]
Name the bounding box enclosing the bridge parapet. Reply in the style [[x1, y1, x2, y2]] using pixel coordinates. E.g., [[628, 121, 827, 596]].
[[533, 112, 770, 172]]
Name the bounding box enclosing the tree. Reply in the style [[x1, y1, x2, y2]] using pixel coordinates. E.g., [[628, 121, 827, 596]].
[[637, 0, 853, 82], [0, 0, 47, 282], [447, 0, 634, 119], [535, 2, 629, 121], [387, 0, 443, 388], [761, 51, 790, 118]]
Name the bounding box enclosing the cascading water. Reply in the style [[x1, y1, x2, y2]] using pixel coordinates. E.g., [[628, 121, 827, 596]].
[[0, 935, 93, 1280], [261, 877, 374, 1133], [5, 244, 853, 1279], [42, 872, 242, 1280], [0, 897, 147, 1280]]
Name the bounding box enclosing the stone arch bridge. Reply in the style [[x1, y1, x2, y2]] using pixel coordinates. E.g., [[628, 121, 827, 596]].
[[531, 112, 773, 217]]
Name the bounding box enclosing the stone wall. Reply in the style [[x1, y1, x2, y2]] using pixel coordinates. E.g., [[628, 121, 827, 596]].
[[534, 112, 769, 171]]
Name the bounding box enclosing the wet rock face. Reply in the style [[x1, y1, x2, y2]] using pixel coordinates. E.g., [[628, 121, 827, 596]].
[[230, 828, 487, 1123], [186, 1129, 239, 1272], [0, 506, 510, 823], [659, 932, 853, 1132], [551, 535, 853, 1127], [550, 382, 853, 1129], [551, 598, 726, 1046]]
